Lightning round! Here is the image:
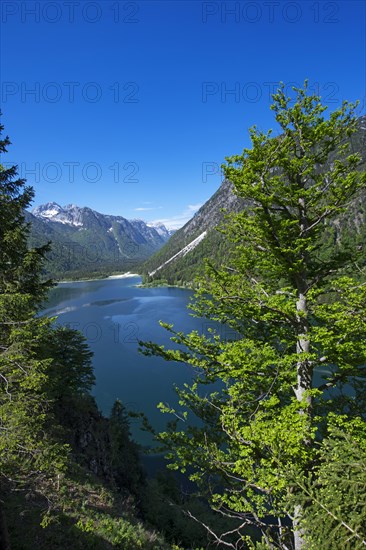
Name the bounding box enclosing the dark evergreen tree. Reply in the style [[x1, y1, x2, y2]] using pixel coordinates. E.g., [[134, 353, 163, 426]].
[[37, 326, 95, 402], [109, 400, 145, 497], [0, 129, 51, 306], [0, 121, 71, 545], [291, 421, 366, 549]]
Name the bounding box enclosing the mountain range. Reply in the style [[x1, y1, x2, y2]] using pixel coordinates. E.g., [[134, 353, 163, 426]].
[[27, 203, 173, 279]]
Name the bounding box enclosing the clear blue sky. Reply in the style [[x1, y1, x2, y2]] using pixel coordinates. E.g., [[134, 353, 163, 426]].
[[1, 0, 365, 229]]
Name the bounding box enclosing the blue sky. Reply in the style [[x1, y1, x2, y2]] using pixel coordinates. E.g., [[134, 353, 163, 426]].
[[1, 0, 365, 229]]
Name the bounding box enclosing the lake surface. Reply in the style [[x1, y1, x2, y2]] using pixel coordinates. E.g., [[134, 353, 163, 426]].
[[42, 276, 345, 452], [43, 276, 206, 446]]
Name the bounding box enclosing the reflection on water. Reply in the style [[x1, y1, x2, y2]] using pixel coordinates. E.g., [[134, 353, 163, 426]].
[[86, 298, 129, 307], [45, 305, 79, 317], [41, 286, 82, 310]]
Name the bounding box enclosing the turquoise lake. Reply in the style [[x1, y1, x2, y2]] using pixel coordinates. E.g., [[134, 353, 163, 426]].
[[43, 276, 209, 446]]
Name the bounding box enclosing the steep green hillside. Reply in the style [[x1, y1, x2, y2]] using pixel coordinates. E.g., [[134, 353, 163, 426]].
[[142, 179, 244, 285]]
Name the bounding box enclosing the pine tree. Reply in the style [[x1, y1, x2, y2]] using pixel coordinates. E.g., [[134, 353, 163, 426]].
[[109, 400, 145, 496], [291, 418, 366, 549], [0, 131, 51, 305], [0, 121, 70, 539]]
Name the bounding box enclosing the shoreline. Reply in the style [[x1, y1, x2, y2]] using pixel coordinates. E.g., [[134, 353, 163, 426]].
[[57, 272, 141, 284], [55, 273, 193, 291]]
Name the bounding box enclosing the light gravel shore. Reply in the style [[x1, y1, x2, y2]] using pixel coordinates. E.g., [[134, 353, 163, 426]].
[[107, 272, 140, 279], [58, 272, 141, 284]]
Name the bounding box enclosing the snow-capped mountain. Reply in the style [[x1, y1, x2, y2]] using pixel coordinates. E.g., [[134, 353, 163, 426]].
[[32, 202, 84, 226], [146, 221, 175, 240], [27, 203, 173, 278], [31, 202, 172, 241]]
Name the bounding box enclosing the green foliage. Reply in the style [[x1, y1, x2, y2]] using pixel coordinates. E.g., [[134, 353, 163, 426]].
[[0, 146, 51, 303], [74, 511, 164, 549], [37, 326, 95, 400], [141, 83, 366, 548], [291, 419, 366, 549], [0, 122, 69, 493]]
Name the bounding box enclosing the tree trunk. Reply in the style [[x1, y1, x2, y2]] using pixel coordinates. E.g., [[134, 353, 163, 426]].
[[294, 292, 312, 406], [293, 504, 306, 550], [293, 289, 312, 549]]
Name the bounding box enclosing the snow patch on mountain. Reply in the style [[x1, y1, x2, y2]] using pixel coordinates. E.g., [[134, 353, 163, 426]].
[[148, 230, 207, 277], [31, 204, 172, 240], [32, 202, 84, 226], [147, 221, 174, 239]]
